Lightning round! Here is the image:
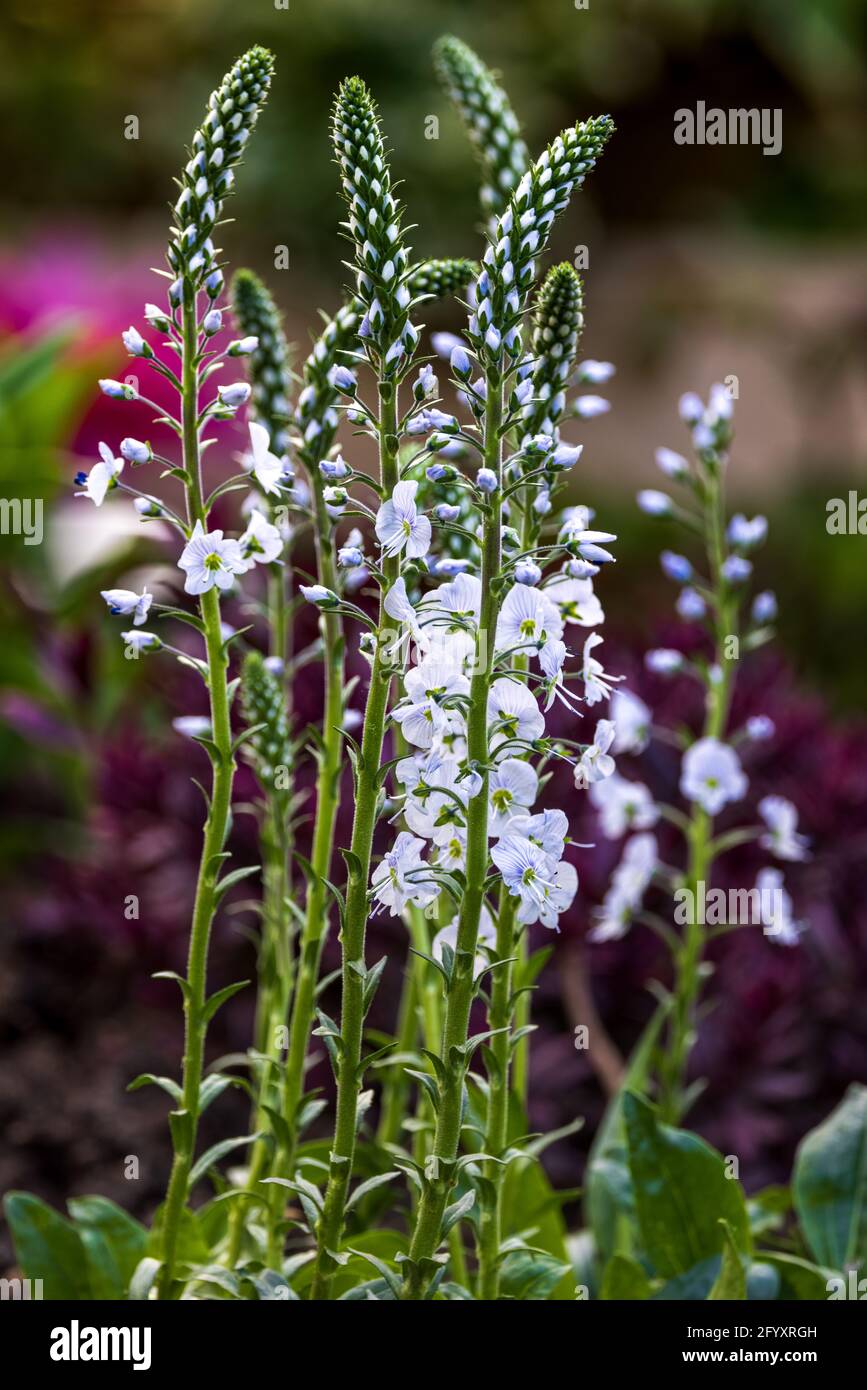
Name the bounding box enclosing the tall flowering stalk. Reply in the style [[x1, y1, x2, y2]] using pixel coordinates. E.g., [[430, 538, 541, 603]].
[[588, 386, 808, 1123], [302, 75, 424, 1299], [79, 48, 276, 1298], [434, 34, 529, 229], [397, 112, 615, 1299], [275, 257, 477, 1206]]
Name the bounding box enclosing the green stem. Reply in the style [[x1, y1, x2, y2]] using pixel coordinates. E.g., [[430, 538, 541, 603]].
[[658, 464, 737, 1124], [376, 951, 421, 1149], [157, 291, 237, 1297], [308, 382, 400, 1300], [476, 888, 517, 1299], [226, 791, 289, 1267], [401, 368, 504, 1300], [263, 474, 345, 1266]]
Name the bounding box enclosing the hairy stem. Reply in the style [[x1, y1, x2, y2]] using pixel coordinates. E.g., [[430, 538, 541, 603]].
[[658, 465, 736, 1124], [309, 382, 400, 1299], [157, 294, 236, 1294], [402, 367, 504, 1299]]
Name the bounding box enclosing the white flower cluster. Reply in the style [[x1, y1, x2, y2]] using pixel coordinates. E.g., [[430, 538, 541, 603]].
[[588, 386, 809, 945]]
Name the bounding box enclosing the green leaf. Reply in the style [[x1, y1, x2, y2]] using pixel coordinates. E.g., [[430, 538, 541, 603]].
[[600, 1252, 651, 1300], [442, 1189, 476, 1236], [708, 1220, 747, 1300], [66, 1197, 148, 1300], [500, 1156, 575, 1300], [126, 1073, 182, 1105], [214, 865, 261, 904], [793, 1083, 867, 1269], [4, 1192, 92, 1300], [128, 1257, 162, 1301], [585, 1002, 669, 1261], [147, 1205, 210, 1267], [762, 1252, 837, 1300], [189, 1133, 262, 1190], [201, 979, 250, 1024], [623, 1093, 750, 1278], [346, 1171, 401, 1212], [499, 1248, 572, 1301]]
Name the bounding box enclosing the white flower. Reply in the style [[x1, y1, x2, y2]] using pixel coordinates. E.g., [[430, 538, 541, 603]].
[[300, 584, 339, 607], [576, 718, 617, 787], [178, 520, 248, 595], [433, 906, 496, 979], [396, 752, 467, 842], [758, 796, 810, 862], [173, 715, 212, 739], [488, 758, 538, 836], [495, 583, 564, 655], [435, 829, 468, 874], [375, 480, 432, 559], [418, 573, 482, 631], [240, 509, 283, 566], [756, 867, 802, 945], [574, 394, 609, 418], [544, 575, 604, 627], [637, 489, 673, 516], [507, 808, 568, 859], [589, 833, 657, 941], [590, 772, 658, 838], [76, 442, 123, 507], [538, 639, 581, 714], [645, 648, 683, 675], [120, 629, 161, 653], [100, 586, 152, 626], [487, 677, 545, 755], [218, 382, 251, 409], [680, 737, 747, 815], [492, 834, 577, 929], [371, 832, 437, 916], [655, 447, 688, 479], [581, 633, 622, 706], [393, 652, 469, 749], [246, 420, 285, 496], [383, 577, 424, 653], [610, 689, 651, 754]]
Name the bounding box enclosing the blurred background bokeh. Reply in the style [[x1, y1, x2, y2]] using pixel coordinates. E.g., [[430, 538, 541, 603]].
[[2, 0, 866, 1255]]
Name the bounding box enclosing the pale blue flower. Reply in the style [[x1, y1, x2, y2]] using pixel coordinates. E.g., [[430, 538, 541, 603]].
[[645, 648, 683, 674], [100, 587, 152, 626], [655, 446, 689, 479], [514, 559, 542, 586], [574, 395, 609, 418], [680, 737, 747, 815], [121, 629, 161, 653], [746, 715, 775, 741], [721, 555, 752, 583], [375, 480, 432, 559], [120, 437, 152, 465], [660, 550, 692, 583], [638, 489, 673, 517], [676, 587, 706, 620], [728, 513, 767, 547], [178, 521, 247, 595], [759, 795, 810, 862], [752, 590, 777, 623], [300, 584, 339, 607]]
